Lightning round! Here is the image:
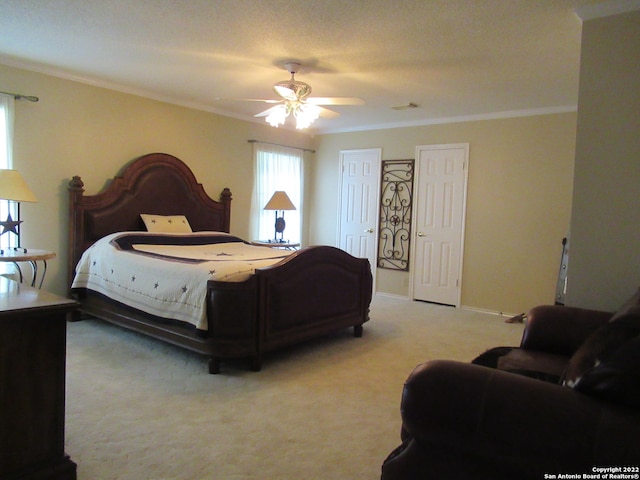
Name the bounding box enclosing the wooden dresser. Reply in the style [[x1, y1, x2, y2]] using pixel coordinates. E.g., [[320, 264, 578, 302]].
[[0, 276, 78, 480]]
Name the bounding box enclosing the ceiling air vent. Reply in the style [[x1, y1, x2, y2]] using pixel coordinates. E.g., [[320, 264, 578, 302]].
[[391, 102, 419, 110]]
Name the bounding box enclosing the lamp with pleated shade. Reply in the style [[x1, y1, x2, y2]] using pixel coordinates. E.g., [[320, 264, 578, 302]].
[[0, 169, 37, 248], [263, 191, 296, 242]]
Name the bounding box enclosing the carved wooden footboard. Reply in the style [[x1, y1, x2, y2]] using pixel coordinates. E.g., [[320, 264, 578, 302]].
[[205, 245, 373, 373], [257, 245, 372, 353]]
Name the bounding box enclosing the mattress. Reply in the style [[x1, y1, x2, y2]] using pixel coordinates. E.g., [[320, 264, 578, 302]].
[[71, 232, 292, 330]]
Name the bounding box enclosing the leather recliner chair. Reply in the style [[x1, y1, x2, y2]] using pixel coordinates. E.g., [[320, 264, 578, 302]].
[[381, 289, 640, 480]]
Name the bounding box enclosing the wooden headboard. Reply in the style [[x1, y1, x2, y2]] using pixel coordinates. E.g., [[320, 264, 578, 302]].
[[68, 152, 232, 286]]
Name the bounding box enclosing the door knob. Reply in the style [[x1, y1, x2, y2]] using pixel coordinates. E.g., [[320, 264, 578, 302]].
[[417, 232, 426, 237], [364, 228, 374, 233]]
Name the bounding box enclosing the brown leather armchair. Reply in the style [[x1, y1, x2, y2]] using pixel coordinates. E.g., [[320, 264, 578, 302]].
[[381, 289, 640, 480]]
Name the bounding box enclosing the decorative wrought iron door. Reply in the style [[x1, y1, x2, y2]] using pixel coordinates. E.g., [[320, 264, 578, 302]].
[[378, 159, 414, 270]]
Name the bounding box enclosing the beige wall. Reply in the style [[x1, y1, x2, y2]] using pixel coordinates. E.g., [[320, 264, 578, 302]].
[[2, 63, 314, 296], [566, 10, 640, 311], [2, 62, 578, 315], [313, 113, 577, 314]]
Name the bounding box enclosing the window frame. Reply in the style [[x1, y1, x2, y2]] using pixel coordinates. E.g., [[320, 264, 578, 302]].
[[250, 143, 304, 244], [0, 93, 17, 251]]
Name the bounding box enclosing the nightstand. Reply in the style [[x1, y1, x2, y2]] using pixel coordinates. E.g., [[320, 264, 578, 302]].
[[250, 240, 300, 250], [0, 248, 55, 288]]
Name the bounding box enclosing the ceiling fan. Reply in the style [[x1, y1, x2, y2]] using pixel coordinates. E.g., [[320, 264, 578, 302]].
[[237, 62, 365, 129]]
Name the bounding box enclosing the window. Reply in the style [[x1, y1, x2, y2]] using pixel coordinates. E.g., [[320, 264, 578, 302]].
[[0, 93, 16, 251], [251, 143, 303, 244]]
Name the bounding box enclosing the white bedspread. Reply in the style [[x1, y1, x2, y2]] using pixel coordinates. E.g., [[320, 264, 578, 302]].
[[71, 232, 292, 330]]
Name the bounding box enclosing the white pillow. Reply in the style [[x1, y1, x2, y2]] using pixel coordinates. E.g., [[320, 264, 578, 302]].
[[140, 214, 192, 233]]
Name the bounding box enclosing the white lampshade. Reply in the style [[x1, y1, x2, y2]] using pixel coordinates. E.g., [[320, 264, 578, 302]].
[[0, 169, 38, 203], [264, 191, 296, 211]]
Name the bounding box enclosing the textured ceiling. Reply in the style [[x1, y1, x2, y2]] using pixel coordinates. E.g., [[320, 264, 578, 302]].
[[0, 0, 622, 134]]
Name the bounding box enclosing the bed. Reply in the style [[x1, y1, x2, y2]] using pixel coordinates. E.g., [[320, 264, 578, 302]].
[[68, 152, 373, 373]]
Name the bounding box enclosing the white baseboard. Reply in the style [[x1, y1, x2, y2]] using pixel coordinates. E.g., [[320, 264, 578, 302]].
[[374, 292, 411, 301], [461, 305, 519, 318], [375, 292, 522, 319]]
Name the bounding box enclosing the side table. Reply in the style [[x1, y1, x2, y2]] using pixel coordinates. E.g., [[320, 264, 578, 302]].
[[0, 248, 56, 289], [250, 240, 300, 250]]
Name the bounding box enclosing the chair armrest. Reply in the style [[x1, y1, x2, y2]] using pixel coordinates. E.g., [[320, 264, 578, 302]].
[[520, 305, 612, 355], [400, 360, 640, 476]]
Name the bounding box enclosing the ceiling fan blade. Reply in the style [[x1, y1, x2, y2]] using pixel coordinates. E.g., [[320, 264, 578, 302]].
[[306, 97, 365, 106], [317, 106, 340, 119], [254, 106, 283, 118]]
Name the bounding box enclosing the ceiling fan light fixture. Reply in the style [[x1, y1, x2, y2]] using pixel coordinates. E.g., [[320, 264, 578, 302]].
[[273, 80, 312, 101], [263, 101, 319, 130], [265, 104, 288, 127], [294, 103, 320, 129], [255, 61, 361, 129]]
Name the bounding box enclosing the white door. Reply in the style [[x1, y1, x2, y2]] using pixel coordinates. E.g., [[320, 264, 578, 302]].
[[411, 144, 468, 306], [337, 148, 381, 277]]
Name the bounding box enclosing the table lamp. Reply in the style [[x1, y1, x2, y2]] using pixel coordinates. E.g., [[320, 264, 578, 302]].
[[0, 169, 38, 248], [263, 191, 296, 242]]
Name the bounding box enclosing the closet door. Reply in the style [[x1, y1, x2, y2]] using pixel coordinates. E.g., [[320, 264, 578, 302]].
[[411, 144, 468, 306], [337, 148, 381, 287]]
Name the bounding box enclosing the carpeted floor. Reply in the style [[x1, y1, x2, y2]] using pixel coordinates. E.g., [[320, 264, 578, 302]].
[[64, 294, 524, 480]]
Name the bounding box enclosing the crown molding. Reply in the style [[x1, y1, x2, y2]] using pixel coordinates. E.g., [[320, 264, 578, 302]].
[[316, 106, 577, 135], [575, 0, 640, 21]]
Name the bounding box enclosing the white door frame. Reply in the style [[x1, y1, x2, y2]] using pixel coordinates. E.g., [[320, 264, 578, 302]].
[[336, 148, 381, 293], [409, 143, 469, 307]]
